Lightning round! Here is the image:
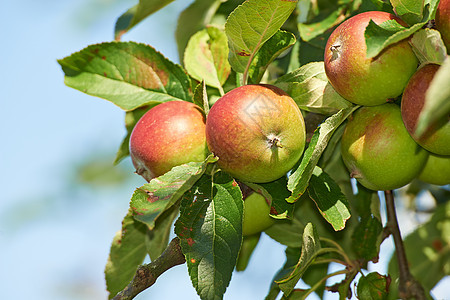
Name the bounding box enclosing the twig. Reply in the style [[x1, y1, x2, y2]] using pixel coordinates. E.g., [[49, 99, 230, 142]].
[[384, 190, 426, 300], [113, 237, 186, 300]]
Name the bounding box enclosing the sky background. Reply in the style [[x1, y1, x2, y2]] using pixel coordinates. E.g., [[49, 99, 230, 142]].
[[0, 0, 448, 299]]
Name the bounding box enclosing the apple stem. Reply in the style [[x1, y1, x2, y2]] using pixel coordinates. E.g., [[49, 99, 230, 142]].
[[384, 190, 426, 300]]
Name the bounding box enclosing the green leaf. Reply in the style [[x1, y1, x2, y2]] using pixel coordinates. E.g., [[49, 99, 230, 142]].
[[192, 81, 210, 115], [390, 0, 424, 25], [298, 7, 346, 42], [287, 106, 358, 202], [114, 0, 175, 40], [307, 166, 351, 231], [275, 62, 354, 115], [130, 156, 217, 229], [58, 42, 191, 111], [225, 0, 298, 76], [175, 0, 223, 62], [388, 201, 450, 297], [105, 209, 148, 299], [416, 58, 450, 136], [184, 27, 231, 90], [410, 29, 448, 65], [248, 30, 296, 84], [357, 272, 389, 300], [266, 247, 301, 300], [276, 223, 322, 296], [175, 172, 243, 300], [236, 233, 260, 271]]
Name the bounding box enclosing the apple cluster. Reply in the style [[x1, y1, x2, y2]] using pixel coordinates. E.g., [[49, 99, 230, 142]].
[[324, 9, 450, 191]]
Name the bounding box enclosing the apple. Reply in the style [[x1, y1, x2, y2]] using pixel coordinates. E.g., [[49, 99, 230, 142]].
[[324, 11, 418, 106], [242, 191, 275, 236], [205, 84, 306, 183], [418, 153, 450, 186], [401, 63, 450, 156], [436, 0, 450, 52], [129, 101, 208, 181], [341, 103, 428, 191]]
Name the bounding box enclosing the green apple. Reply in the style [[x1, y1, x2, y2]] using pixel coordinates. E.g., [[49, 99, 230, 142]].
[[205, 84, 306, 183], [129, 101, 208, 181], [436, 0, 450, 53], [401, 63, 450, 155], [242, 192, 275, 236], [341, 104, 428, 191], [418, 153, 450, 186], [324, 11, 418, 106]]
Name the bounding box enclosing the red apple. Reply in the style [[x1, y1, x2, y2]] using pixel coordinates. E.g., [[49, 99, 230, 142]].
[[129, 101, 208, 181], [324, 11, 418, 106], [341, 103, 428, 191], [436, 0, 450, 52], [401, 63, 450, 155], [205, 84, 306, 183]]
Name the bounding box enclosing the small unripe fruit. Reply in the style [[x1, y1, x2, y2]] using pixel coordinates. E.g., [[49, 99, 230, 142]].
[[341, 104, 428, 191], [418, 153, 450, 186], [129, 101, 208, 181], [242, 192, 275, 236], [324, 11, 418, 106]]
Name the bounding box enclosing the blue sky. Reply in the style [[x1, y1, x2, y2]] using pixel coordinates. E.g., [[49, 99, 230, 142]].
[[1, 1, 448, 299]]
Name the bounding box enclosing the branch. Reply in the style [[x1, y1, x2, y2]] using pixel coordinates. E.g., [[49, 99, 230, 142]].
[[384, 190, 426, 300], [113, 237, 186, 300]]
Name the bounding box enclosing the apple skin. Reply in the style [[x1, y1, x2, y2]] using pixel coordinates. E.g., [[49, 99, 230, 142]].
[[418, 153, 450, 186], [205, 84, 306, 183], [242, 191, 275, 236], [324, 11, 418, 106], [401, 64, 450, 156], [129, 101, 208, 181], [436, 0, 450, 53], [341, 103, 428, 191]]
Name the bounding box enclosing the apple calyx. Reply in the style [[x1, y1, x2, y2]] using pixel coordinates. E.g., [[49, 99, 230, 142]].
[[330, 44, 341, 61], [267, 134, 283, 149]]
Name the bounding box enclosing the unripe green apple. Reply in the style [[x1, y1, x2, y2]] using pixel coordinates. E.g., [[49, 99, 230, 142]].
[[324, 11, 418, 106], [341, 104, 428, 191], [418, 153, 450, 185], [401, 63, 450, 155], [205, 84, 306, 183], [242, 191, 275, 236], [436, 0, 450, 52], [129, 101, 208, 181]]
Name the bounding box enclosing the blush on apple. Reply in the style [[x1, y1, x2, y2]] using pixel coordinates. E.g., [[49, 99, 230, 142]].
[[205, 84, 306, 183], [324, 11, 418, 106], [129, 101, 208, 181]]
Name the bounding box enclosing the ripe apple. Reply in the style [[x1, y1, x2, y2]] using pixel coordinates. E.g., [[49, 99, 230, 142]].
[[242, 191, 275, 236], [129, 101, 208, 181], [341, 103, 428, 191], [205, 84, 306, 183], [436, 0, 450, 52], [401, 64, 450, 156], [418, 153, 450, 186], [324, 11, 418, 106]]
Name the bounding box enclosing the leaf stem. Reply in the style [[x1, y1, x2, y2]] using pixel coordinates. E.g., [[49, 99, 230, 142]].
[[302, 269, 348, 299], [112, 237, 186, 300], [384, 190, 426, 300]]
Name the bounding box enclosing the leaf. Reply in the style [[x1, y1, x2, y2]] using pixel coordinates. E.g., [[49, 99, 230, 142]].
[[58, 42, 191, 111], [390, 0, 424, 25], [247, 30, 296, 84], [357, 272, 389, 299], [192, 81, 209, 115], [287, 106, 358, 203], [275, 62, 354, 115], [416, 57, 450, 136], [175, 172, 243, 300], [184, 27, 231, 90], [236, 233, 260, 271], [276, 223, 322, 296], [388, 201, 450, 297], [225, 0, 298, 76], [307, 166, 351, 231], [410, 28, 448, 65], [130, 156, 217, 229], [114, 0, 175, 40], [175, 0, 223, 62], [105, 209, 148, 299], [298, 7, 346, 42]]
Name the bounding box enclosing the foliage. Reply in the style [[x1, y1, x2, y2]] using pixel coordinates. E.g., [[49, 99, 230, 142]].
[[59, 0, 450, 299]]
